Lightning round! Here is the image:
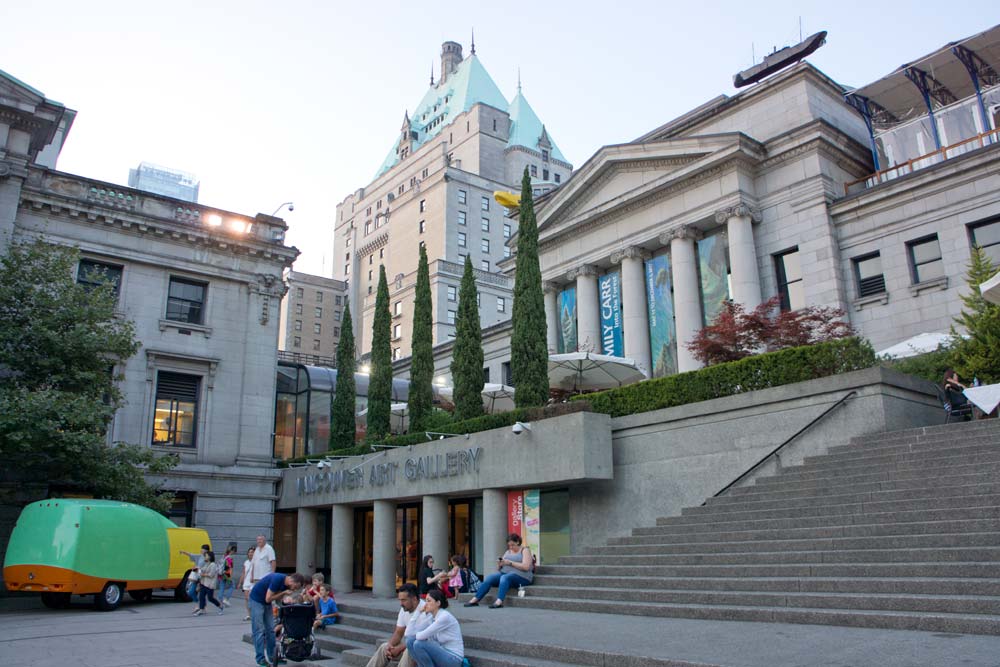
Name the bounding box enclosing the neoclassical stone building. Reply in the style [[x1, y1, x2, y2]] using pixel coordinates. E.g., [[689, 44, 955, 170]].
[[0, 69, 298, 548]]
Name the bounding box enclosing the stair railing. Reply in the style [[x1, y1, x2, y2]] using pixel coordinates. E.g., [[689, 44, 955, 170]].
[[706, 390, 858, 502]]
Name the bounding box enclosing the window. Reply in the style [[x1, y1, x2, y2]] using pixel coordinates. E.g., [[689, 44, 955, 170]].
[[393, 324, 402, 339], [504, 246, 511, 258], [419, 199, 426, 213], [166, 277, 207, 324], [314, 307, 322, 318], [503, 223, 511, 239], [294, 320, 302, 331], [334, 327, 340, 337], [476, 293, 481, 307], [481, 260, 490, 271], [344, 264, 349, 276], [530, 165, 538, 177], [314, 323, 322, 334], [369, 255, 374, 265], [458, 232, 467, 248], [419, 220, 426, 234], [316, 291, 323, 302], [152, 371, 199, 448], [543, 169, 549, 180], [294, 336, 301, 347], [971, 219, 1000, 266], [458, 211, 466, 226], [774, 249, 804, 311], [392, 348, 401, 361], [493, 118, 497, 131], [481, 239, 490, 253], [481, 196, 490, 211], [422, 168, 429, 178], [394, 301, 403, 316], [365, 221, 372, 235], [335, 295, 342, 305], [853, 253, 886, 297], [555, 173, 561, 184], [542, 149, 549, 162], [483, 367, 491, 383], [377, 200, 382, 210], [398, 184, 405, 195], [77, 259, 123, 297], [345, 238, 351, 248], [458, 190, 467, 204], [448, 285, 457, 301], [502, 361, 513, 386], [366, 206, 372, 216], [481, 218, 490, 232], [335, 310, 341, 321], [447, 310, 457, 324], [497, 296, 506, 312], [295, 304, 303, 315], [295, 287, 304, 298], [368, 270, 373, 281], [379, 248, 385, 259], [908, 236, 944, 284]]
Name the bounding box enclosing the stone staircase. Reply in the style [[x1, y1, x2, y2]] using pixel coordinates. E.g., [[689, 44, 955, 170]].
[[507, 419, 1000, 634]]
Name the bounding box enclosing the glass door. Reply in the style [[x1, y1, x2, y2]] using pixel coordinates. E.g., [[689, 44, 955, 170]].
[[397, 504, 422, 587], [352, 507, 374, 590], [448, 500, 474, 571]]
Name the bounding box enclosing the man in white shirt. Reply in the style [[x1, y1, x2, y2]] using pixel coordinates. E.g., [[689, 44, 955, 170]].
[[365, 583, 425, 667], [251, 534, 277, 583]]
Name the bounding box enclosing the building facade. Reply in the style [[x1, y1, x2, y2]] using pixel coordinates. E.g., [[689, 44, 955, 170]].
[[1, 69, 298, 549], [128, 161, 200, 203], [335, 40, 572, 359], [278, 271, 347, 363]]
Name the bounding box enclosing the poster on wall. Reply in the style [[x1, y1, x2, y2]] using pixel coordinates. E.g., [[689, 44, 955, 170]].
[[598, 272, 623, 356], [698, 233, 730, 327], [507, 490, 524, 539], [557, 287, 578, 353], [523, 489, 541, 563], [645, 252, 677, 377]]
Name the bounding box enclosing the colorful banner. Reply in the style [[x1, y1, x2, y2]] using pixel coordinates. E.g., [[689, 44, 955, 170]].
[[523, 489, 541, 563], [507, 490, 524, 538], [645, 252, 677, 378], [557, 287, 577, 353], [598, 272, 623, 356], [698, 233, 730, 326]]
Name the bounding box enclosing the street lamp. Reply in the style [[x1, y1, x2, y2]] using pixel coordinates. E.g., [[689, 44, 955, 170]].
[[271, 202, 294, 216]]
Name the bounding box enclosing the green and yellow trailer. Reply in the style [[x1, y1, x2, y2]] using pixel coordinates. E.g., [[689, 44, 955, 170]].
[[3, 498, 211, 610]]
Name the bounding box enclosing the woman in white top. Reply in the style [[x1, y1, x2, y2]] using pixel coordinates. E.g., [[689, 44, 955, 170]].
[[406, 589, 464, 667], [237, 546, 255, 622], [193, 551, 223, 616]]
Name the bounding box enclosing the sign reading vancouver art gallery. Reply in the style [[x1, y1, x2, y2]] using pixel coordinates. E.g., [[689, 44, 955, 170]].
[[295, 447, 483, 496]]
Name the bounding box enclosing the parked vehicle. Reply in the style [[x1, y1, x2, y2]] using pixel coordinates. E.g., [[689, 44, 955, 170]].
[[3, 498, 211, 611]]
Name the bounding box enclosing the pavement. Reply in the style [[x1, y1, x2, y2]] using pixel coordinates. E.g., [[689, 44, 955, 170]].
[[1, 590, 999, 667]]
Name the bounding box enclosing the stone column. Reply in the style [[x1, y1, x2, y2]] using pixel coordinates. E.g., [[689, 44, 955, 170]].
[[570, 265, 600, 353], [372, 500, 397, 597], [422, 495, 449, 571], [295, 508, 318, 574], [482, 489, 509, 570], [663, 226, 704, 373], [611, 247, 652, 376], [330, 504, 354, 594], [716, 204, 762, 310], [543, 282, 559, 353]]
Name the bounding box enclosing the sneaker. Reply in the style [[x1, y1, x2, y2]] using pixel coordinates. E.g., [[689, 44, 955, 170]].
[[193, 609, 204, 616], [223, 599, 232, 607], [244, 615, 251, 622], [217, 606, 224, 615]]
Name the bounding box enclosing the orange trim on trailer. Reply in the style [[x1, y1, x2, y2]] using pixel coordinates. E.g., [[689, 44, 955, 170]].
[[3, 564, 181, 595]]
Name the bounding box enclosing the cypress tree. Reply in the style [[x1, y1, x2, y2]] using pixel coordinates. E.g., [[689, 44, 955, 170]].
[[330, 301, 357, 450], [510, 167, 550, 407], [951, 245, 1000, 384], [408, 244, 434, 431], [451, 256, 485, 420], [367, 265, 393, 441]]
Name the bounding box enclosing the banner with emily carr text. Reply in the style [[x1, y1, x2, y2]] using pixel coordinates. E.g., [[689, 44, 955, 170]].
[[598, 272, 623, 356]]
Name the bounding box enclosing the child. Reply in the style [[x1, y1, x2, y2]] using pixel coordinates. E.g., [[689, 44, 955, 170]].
[[443, 555, 464, 598], [313, 584, 340, 630], [304, 572, 324, 604]]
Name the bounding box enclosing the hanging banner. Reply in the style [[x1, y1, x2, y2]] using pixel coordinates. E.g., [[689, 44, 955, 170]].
[[507, 490, 524, 538], [645, 252, 677, 378], [557, 287, 578, 353], [523, 489, 541, 563], [698, 233, 730, 326], [598, 272, 623, 356]]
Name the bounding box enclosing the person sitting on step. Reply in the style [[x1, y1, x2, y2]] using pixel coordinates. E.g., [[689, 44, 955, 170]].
[[463, 533, 532, 609]]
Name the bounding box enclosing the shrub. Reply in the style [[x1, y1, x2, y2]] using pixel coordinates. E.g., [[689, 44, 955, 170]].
[[881, 344, 956, 384], [578, 337, 876, 418]]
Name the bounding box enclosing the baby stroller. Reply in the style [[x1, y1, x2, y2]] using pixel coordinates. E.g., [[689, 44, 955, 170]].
[[276, 603, 322, 663]]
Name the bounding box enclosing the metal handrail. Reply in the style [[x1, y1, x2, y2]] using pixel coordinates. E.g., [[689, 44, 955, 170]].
[[707, 390, 858, 501]]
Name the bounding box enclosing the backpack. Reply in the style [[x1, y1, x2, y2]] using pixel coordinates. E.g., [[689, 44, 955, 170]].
[[466, 569, 481, 594]]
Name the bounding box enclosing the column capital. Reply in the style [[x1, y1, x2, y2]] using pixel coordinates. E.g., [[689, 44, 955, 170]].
[[542, 280, 562, 294], [658, 225, 704, 246], [566, 264, 599, 281], [714, 203, 762, 225], [610, 246, 651, 264]]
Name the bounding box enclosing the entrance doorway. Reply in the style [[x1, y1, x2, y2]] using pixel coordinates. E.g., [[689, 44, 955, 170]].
[[397, 504, 421, 587], [449, 500, 474, 571], [352, 508, 374, 589]]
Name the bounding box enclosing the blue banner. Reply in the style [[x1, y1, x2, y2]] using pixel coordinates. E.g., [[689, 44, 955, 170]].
[[698, 233, 730, 326], [557, 287, 577, 353], [598, 272, 623, 356], [645, 253, 677, 378]]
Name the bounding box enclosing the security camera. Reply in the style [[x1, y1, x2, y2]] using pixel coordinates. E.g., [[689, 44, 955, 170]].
[[317, 461, 329, 469], [288, 204, 295, 212], [512, 421, 531, 435]]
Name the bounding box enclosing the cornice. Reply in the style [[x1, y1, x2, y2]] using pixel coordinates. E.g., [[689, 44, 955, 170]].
[[357, 232, 390, 257]]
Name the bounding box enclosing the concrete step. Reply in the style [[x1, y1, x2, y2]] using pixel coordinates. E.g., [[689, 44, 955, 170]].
[[725, 470, 1000, 502], [830, 432, 1000, 455], [531, 574, 1000, 596], [241, 632, 360, 664], [773, 447, 1000, 479], [537, 561, 1000, 579], [847, 420, 1000, 446], [618, 518, 1000, 546], [501, 595, 1000, 635], [744, 461, 1000, 493], [821, 435, 1000, 462], [802, 441, 999, 468]]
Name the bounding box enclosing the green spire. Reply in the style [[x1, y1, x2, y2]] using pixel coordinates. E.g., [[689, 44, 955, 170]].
[[330, 301, 357, 450], [511, 167, 549, 408], [451, 256, 485, 420], [367, 265, 393, 441], [408, 245, 434, 431]]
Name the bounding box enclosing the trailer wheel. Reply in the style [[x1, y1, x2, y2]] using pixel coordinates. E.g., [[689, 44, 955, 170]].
[[128, 589, 153, 602], [94, 582, 123, 611], [174, 576, 192, 602], [41, 592, 71, 609]]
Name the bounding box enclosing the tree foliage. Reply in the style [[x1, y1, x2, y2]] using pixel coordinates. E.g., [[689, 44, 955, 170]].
[[687, 296, 854, 366], [451, 256, 485, 421], [408, 245, 434, 431], [330, 300, 357, 450], [510, 168, 549, 408], [0, 240, 175, 513], [367, 265, 393, 441], [950, 245, 1000, 384]]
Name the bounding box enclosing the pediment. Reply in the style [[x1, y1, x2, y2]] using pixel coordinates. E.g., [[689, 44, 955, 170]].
[[0, 72, 47, 112]]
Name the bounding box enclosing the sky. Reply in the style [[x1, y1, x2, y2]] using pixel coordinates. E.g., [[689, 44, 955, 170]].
[[2, 1, 997, 275]]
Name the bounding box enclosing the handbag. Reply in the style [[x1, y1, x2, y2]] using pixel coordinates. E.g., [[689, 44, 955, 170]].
[[187, 570, 199, 583]]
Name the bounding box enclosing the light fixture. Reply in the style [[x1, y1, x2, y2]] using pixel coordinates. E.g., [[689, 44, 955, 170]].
[[230, 220, 247, 233], [207, 214, 223, 227], [361, 364, 371, 374], [434, 376, 447, 386]]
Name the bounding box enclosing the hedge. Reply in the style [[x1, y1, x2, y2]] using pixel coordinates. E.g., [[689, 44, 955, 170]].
[[573, 337, 877, 418]]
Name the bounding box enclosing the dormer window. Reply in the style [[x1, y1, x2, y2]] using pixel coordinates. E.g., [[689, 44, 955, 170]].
[[542, 149, 549, 162]]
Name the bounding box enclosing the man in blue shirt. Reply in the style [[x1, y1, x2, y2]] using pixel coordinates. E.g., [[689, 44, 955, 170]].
[[249, 572, 307, 667]]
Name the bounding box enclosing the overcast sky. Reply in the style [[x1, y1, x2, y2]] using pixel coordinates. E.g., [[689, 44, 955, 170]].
[[3, 1, 996, 275]]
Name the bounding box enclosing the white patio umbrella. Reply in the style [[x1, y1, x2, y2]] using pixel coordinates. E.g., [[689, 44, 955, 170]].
[[877, 332, 953, 359], [357, 402, 409, 434], [437, 384, 516, 413], [547, 352, 647, 393]]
